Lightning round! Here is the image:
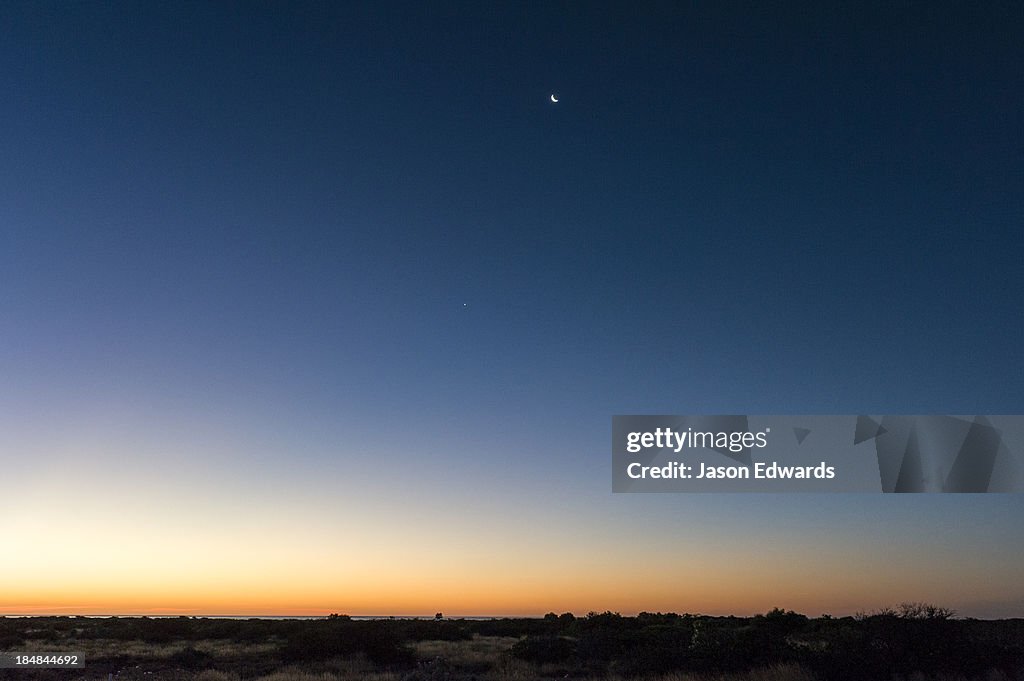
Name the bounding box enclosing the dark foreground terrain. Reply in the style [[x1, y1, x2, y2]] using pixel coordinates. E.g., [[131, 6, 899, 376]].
[[1, 605, 1022, 681]]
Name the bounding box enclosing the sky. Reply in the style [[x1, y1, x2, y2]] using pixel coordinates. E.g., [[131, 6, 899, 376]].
[[1, 1, 1022, 618]]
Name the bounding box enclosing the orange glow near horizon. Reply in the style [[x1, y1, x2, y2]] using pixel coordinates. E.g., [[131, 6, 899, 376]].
[[4, 442, 1022, 620], [1, 551, 1010, 618]]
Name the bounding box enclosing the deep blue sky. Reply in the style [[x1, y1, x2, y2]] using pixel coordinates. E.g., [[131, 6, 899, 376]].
[[1, 2, 1023, 616]]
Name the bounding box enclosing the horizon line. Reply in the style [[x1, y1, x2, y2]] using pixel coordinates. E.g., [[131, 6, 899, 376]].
[[3, 612, 1021, 621]]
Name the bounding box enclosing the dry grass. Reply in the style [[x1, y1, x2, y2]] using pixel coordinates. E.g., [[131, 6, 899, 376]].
[[902, 673, 1020, 681], [415, 635, 519, 666], [124, 669, 392, 681], [485, 655, 540, 681], [489, 660, 819, 681], [18, 633, 1015, 681], [152, 665, 1024, 681], [7, 638, 276, 658], [645, 666, 817, 681], [196, 672, 242, 681], [237, 673, 401, 681], [249, 674, 348, 681]]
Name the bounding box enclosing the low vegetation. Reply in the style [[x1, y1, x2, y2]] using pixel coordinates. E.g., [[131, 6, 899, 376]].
[[1, 604, 1021, 681]]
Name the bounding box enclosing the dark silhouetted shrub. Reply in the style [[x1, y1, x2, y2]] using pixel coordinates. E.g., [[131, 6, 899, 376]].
[[281, 620, 415, 667], [512, 635, 576, 665], [169, 646, 214, 670]]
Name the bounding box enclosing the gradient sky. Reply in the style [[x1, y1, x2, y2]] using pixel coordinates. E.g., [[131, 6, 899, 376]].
[[1, 2, 1023, 618]]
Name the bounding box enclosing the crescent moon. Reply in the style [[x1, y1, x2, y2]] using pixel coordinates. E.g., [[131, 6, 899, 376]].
[[550, 94, 558, 103]]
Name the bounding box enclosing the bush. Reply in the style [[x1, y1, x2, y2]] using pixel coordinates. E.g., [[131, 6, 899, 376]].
[[281, 620, 415, 667], [511, 635, 576, 665], [169, 646, 215, 671], [0, 634, 24, 649]]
